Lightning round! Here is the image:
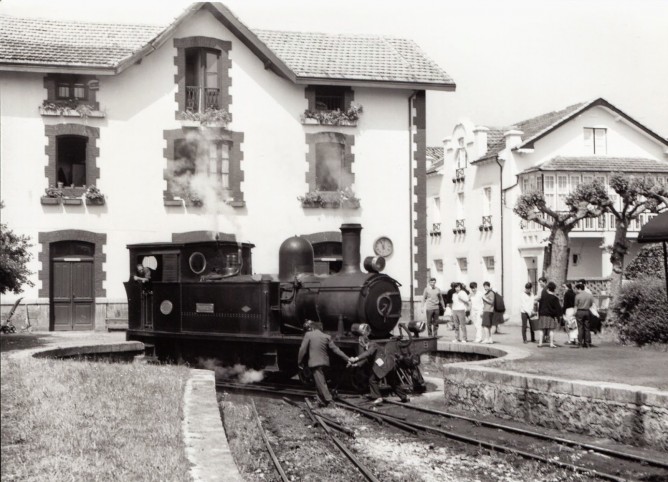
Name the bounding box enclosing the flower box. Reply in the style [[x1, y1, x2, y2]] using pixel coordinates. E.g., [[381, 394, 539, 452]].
[[164, 199, 184, 207], [39, 107, 105, 118], [41, 196, 61, 205], [86, 198, 105, 206], [62, 197, 83, 206], [302, 118, 320, 125], [227, 200, 246, 208], [178, 119, 201, 128]]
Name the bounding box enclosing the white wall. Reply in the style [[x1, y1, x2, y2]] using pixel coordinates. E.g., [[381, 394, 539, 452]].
[[0, 8, 416, 306]]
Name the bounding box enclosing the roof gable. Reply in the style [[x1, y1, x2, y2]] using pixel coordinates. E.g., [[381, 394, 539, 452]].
[[473, 98, 668, 163], [0, 2, 455, 90]]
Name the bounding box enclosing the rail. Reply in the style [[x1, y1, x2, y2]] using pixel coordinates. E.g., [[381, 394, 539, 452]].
[[250, 400, 289, 482]]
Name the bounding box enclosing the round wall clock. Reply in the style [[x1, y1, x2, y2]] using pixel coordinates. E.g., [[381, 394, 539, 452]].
[[373, 236, 394, 257]]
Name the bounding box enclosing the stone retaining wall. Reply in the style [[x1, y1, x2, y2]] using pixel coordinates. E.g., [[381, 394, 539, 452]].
[[442, 364, 668, 450]]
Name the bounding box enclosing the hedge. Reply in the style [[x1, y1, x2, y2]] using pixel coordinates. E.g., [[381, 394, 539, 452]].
[[610, 277, 668, 346]]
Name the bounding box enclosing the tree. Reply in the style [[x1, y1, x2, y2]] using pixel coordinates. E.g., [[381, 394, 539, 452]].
[[513, 180, 609, 288], [606, 174, 667, 296], [625, 244, 666, 280], [0, 201, 34, 294]]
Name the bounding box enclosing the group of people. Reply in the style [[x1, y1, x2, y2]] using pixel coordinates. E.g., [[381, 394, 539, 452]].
[[520, 277, 599, 348], [297, 319, 408, 407], [422, 278, 506, 344]]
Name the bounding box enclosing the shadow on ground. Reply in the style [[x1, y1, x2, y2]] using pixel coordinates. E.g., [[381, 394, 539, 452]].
[[0, 333, 51, 353]]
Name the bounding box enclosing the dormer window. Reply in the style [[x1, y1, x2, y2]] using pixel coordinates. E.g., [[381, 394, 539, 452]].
[[185, 48, 221, 112]]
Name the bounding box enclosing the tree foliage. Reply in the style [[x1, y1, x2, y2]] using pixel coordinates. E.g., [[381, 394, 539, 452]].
[[625, 244, 666, 280], [0, 202, 34, 294], [606, 173, 667, 296], [514, 180, 610, 286]]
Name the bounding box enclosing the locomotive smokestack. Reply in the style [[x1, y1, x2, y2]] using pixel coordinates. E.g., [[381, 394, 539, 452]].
[[340, 223, 362, 274]]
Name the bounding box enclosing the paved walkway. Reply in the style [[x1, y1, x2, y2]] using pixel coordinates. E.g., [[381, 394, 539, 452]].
[[433, 321, 668, 391]]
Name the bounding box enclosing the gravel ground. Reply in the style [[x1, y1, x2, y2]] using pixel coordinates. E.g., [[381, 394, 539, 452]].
[[219, 392, 598, 482]]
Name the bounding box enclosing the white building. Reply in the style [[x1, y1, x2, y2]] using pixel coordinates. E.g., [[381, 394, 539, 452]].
[[428, 98, 668, 318], [0, 2, 455, 330]]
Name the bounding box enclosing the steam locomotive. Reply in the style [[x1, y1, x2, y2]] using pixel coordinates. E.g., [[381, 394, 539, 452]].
[[125, 223, 436, 391]]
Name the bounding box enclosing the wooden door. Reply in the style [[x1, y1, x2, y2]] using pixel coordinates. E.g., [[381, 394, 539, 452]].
[[52, 259, 94, 331]]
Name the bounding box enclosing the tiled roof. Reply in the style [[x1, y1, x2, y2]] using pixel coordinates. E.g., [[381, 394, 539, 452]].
[[0, 5, 454, 90], [521, 156, 668, 174], [426, 146, 443, 162], [426, 146, 444, 174], [474, 102, 587, 163], [253, 30, 455, 88], [0, 15, 164, 69]]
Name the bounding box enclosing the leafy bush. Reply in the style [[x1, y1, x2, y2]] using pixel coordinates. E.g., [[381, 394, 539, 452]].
[[610, 277, 668, 346], [84, 185, 104, 201], [44, 186, 63, 198], [302, 103, 364, 125], [625, 244, 665, 280]]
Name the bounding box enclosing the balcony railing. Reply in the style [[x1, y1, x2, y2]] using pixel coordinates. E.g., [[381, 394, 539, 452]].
[[185, 86, 220, 112], [452, 168, 465, 184], [430, 223, 441, 236], [520, 211, 658, 233], [453, 219, 466, 235], [479, 215, 493, 232]]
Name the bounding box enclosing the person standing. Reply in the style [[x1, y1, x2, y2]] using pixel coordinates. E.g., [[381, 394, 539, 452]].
[[520, 282, 536, 343], [574, 283, 594, 348], [298, 319, 350, 407], [481, 282, 496, 344], [348, 329, 409, 405], [469, 282, 484, 343], [535, 282, 561, 348], [562, 283, 577, 345], [535, 276, 549, 343], [451, 283, 470, 343], [443, 282, 457, 331], [422, 278, 445, 337]]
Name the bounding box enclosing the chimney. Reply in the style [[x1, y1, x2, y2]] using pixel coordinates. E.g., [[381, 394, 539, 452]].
[[504, 129, 524, 149], [473, 126, 489, 159], [340, 223, 362, 274]]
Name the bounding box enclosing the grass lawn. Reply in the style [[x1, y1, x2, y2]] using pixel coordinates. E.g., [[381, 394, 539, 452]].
[[1, 355, 193, 481], [487, 331, 668, 390]]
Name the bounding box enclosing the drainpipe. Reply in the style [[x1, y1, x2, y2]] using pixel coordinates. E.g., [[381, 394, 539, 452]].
[[408, 91, 417, 319], [495, 157, 504, 295]]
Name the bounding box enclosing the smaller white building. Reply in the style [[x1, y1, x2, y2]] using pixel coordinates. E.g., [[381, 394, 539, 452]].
[[428, 98, 668, 318]]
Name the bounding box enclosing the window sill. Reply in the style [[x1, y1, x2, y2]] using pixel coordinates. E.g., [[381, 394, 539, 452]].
[[39, 107, 106, 118], [301, 119, 357, 127], [164, 199, 184, 207], [301, 201, 360, 209], [227, 200, 245, 208], [178, 120, 229, 128], [41, 196, 61, 205]]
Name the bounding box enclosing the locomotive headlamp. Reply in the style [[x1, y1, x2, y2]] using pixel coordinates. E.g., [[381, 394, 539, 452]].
[[351, 323, 371, 336], [160, 300, 173, 315], [363, 256, 385, 273], [407, 321, 426, 335]]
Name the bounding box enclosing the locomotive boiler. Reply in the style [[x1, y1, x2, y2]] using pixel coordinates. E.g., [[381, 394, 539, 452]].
[[125, 223, 436, 391]]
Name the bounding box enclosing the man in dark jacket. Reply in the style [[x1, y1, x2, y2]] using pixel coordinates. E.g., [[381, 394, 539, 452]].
[[298, 320, 350, 407], [348, 331, 409, 405]]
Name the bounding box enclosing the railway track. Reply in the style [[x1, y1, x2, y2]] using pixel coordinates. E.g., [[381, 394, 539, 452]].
[[220, 381, 668, 481], [247, 392, 381, 482], [337, 397, 668, 482]]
